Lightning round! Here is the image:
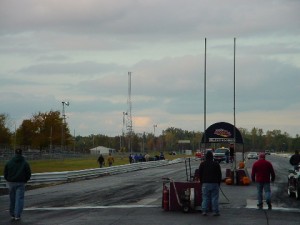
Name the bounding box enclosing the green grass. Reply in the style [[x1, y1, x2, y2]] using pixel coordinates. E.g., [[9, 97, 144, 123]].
[[0, 152, 185, 176]]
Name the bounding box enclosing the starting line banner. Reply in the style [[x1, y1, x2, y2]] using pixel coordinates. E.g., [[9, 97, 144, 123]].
[[202, 122, 244, 144]]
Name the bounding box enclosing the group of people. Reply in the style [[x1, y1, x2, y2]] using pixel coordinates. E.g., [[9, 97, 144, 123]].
[[198, 150, 279, 216], [129, 153, 150, 163], [3, 148, 300, 220], [97, 153, 114, 168], [128, 152, 165, 164]]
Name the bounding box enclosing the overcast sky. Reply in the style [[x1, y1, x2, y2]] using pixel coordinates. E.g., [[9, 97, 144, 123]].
[[1, 0, 300, 137]]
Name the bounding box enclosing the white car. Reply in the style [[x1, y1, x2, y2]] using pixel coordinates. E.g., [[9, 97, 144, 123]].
[[247, 152, 258, 160]]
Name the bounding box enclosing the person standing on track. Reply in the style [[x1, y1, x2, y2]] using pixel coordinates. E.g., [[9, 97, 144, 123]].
[[199, 150, 222, 216], [251, 153, 275, 210], [4, 148, 31, 221]]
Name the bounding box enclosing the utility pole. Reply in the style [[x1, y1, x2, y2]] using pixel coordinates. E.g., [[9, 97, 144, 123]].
[[204, 37, 207, 150], [61, 101, 69, 151], [49, 126, 52, 152], [153, 124, 157, 150], [233, 37, 237, 169], [126, 72, 133, 153], [122, 111, 127, 150]]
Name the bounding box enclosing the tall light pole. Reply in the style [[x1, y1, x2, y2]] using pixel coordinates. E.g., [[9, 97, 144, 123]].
[[153, 124, 157, 136], [49, 126, 53, 152], [61, 101, 69, 151], [73, 129, 76, 152], [233, 38, 237, 170], [122, 112, 127, 150], [153, 124, 157, 151], [14, 122, 16, 150], [204, 37, 207, 151]]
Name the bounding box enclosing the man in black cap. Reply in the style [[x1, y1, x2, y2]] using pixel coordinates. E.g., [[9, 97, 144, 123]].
[[199, 150, 222, 216], [4, 148, 31, 221]]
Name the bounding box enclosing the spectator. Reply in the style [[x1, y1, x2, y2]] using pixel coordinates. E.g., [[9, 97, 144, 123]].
[[4, 149, 31, 221], [251, 153, 275, 210], [159, 152, 165, 160], [134, 154, 139, 163], [289, 150, 300, 170], [199, 151, 222, 216], [229, 144, 234, 163], [225, 149, 230, 163], [107, 153, 114, 167], [97, 154, 105, 168], [144, 153, 150, 162], [129, 154, 133, 164]]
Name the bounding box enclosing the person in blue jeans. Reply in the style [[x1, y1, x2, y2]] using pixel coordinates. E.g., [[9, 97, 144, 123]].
[[4, 148, 31, 221], [251, 153, 275, 209], [199, 151, 222, 216]]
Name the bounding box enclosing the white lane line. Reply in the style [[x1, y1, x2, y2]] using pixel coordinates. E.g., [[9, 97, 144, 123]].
[[135, 198, 158, 205], [25, 205, 160, 211]]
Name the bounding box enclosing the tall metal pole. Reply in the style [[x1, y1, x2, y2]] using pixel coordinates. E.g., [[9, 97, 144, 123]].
[[233, 38, 237, 170], [61, 101, 69, 151], [50, 126, 52, 152], [153, 124, 157, 136], [127, 72, 133, 153], [153, 124, 157, 151], [14, 122, 16, 150], [73, 129, 75, 152], [61, 102, 64, 151], [122, 112, 127, 150], [203, 38, 207, 150]]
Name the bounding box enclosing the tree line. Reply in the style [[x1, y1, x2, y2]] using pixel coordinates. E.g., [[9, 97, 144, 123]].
[[1, 112, 300, 153]]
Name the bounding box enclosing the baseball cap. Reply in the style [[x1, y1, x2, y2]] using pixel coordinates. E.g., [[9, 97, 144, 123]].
[[259, 153, 265, 159]]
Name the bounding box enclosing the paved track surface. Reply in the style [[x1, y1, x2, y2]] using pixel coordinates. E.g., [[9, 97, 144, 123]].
[[1, 154, 300, 225]]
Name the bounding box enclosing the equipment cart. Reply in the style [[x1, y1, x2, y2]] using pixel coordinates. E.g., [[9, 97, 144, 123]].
[[162, 158, 202, 212]]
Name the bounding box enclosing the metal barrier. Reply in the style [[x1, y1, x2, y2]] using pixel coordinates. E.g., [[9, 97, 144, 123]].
[[0, 159, 184, 189]]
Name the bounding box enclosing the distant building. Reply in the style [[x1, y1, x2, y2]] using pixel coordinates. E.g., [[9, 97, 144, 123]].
[[90, 146, 115, 155]]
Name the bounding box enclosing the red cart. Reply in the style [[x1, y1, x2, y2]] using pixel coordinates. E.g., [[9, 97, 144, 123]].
[[162, 158, 202, 212]]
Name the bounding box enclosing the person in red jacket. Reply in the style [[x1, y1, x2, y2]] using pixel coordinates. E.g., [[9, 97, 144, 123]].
[[251, 153, 275, 209]]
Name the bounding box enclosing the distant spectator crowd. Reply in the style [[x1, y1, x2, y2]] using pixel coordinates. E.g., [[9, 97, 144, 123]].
[[128, 152, 165, 164]]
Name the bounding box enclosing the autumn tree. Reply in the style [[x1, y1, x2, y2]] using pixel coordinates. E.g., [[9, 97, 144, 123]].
[[16, 110, 71, 150], [0, 113, 12, 145]]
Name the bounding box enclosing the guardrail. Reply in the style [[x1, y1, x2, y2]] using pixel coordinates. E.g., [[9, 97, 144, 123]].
[[0, 158, 184, 189]]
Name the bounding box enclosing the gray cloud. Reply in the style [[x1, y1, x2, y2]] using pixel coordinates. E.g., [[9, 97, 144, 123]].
[[19, 61, 126, 75], [1, 0, 300, 136]]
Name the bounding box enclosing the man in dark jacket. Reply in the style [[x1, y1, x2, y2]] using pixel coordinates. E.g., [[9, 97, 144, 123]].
[[251, 153, 275, 210], [289, 150, 300, 170], [199, 151, 222, 216], [4, 149, 31, 221], [97, 154, 105, 168]]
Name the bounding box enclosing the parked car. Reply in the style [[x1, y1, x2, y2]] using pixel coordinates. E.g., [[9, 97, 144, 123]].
[[265, 150, 271, 155], [195, 151, 204, 159], [195, 149, 213, 159], [213, 147, 229, 163], [247, 152, 258, 160]]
